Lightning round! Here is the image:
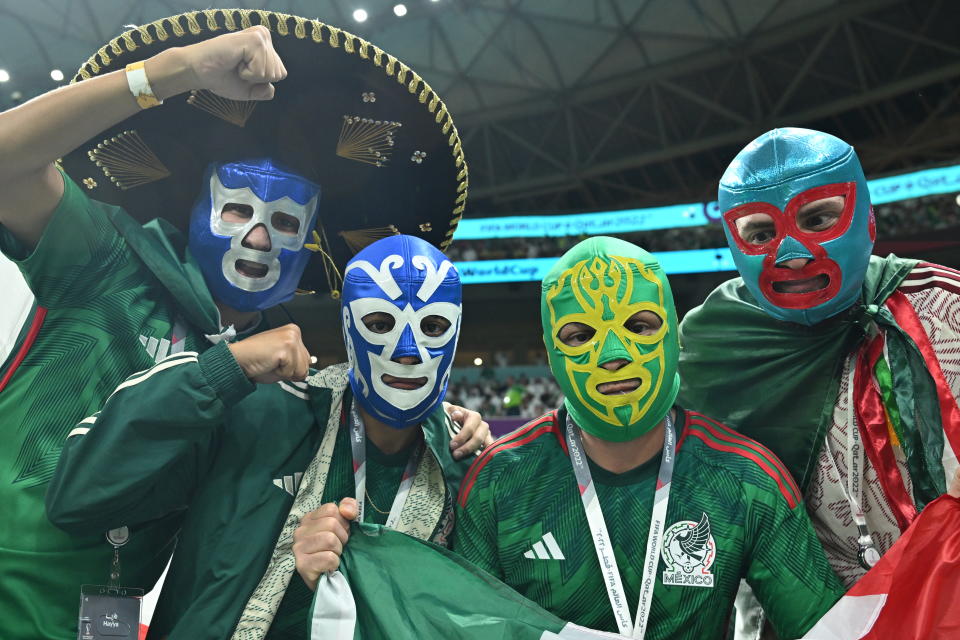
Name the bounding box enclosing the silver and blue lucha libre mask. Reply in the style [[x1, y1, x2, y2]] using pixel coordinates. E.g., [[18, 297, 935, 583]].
[[719, 128, 876, 325], [342, 235, 462, 429], [188, 159, 321, 312]]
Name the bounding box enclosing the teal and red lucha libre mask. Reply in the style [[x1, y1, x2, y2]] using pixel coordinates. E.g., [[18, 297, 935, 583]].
[[719, 128, 876, 325]]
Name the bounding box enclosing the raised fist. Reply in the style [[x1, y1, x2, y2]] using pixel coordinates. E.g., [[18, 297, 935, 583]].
[[180, 25, 286, 101], [227, 323, 311, 384]]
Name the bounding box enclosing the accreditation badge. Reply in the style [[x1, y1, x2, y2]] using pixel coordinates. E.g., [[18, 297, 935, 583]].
[[78, 585, 142, 639]]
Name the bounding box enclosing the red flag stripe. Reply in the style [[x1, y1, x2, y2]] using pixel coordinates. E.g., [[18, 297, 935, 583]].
[[885, 290, 960, 472]]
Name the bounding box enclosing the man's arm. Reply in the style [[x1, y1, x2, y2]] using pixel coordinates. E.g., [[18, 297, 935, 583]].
[[46, 324, 310, 533], [744, 478, 845, 638], [0, 25, 285, 249]]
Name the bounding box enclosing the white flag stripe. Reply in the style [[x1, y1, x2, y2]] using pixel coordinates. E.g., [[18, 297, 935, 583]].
[[310, 571, 358, 639], [546, 622, 626, 639], [543, 532, 565, 560], [801, 593, 887, 639]]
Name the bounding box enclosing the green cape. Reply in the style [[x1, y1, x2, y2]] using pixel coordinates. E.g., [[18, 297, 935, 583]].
[[678, 254, 946, 499]]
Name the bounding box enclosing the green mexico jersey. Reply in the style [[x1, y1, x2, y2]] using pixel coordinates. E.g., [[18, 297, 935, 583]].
[[267, 420, 436, 640], [454, 407, 843, 640], [0, 173, 215, 640]]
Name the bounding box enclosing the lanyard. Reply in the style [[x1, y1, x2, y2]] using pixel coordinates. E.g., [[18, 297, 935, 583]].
[[349, 403, 422, 527], [565, 412, 676, 639], [824, 361, 880, 571]]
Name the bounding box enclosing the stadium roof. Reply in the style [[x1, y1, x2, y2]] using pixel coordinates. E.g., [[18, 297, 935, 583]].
[[2, 0, 958, 214]]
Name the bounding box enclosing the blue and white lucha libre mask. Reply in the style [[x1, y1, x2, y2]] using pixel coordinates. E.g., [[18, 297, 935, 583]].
[[188, 159, 321, 312], [719, 128, 876, 326], [342, 235, 462, 429]]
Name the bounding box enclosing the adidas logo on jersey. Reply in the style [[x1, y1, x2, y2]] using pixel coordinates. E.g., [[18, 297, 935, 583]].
[[523, 532, 565, 560], [273, 473, 303, 497], [139, 334, 173, 362]]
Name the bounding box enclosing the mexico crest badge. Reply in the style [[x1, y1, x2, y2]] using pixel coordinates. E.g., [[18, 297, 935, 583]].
[[661, 513, 716, 588]]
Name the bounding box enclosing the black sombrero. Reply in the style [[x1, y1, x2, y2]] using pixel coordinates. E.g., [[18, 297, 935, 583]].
[[59, 8, 467, 297]]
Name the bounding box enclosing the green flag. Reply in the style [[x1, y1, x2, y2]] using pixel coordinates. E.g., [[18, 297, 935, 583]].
[[309, 523, 624, 639]]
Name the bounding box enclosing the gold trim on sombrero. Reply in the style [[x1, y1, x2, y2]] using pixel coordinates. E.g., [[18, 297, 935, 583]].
[[70, 8, 468, 250], [187, 90, 257, 127], [338, 225, 400, 254], [87, 130, 171, 190], [336, 116, 401, 167]]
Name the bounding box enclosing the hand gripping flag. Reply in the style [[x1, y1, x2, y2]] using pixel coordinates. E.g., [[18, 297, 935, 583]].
[[309, 523, 626, 640], [803, 495, 960, 640]]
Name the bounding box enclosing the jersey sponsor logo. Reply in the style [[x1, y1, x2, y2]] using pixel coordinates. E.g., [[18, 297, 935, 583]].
[[523, 531, 566, 560], [272, 472, 303, 496], [661, 513, 715, 588]]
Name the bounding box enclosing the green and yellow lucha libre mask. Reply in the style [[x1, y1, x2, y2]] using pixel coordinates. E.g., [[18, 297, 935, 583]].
[[541, 237, 680, 442]]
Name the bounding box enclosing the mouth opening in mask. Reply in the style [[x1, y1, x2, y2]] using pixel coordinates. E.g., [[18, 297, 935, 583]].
[[771, 273, 830, 294], [235, 259, 269, 279], [596, 378, 642, 395], [381, 373, 429, 391]]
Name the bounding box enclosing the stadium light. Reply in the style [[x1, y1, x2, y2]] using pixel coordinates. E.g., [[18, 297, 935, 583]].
[[0, 70, 9, 82], [50, 69, 64, 82], [352, 8, 368, 22], [394, 4, 407, 16], [473, 357, 483, 366]]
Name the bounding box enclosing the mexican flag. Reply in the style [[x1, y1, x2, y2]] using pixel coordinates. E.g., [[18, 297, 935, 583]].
[[803, 495, 960, 640], [309, 523, 624, 639]]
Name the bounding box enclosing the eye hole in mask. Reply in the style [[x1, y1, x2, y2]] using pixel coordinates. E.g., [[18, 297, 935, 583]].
[[221, 203, 253, 223], [420, 315, 451, 338], [271, 211, 301, 236], [733, 211, 777, 247], [362, 312, 395, 334], [795, 195, 844, 236]]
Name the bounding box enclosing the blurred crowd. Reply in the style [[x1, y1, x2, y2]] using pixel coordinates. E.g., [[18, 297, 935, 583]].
[[446, 194, 960, 262], [878, 193, 960, 235], [446, 375, 564, 420]]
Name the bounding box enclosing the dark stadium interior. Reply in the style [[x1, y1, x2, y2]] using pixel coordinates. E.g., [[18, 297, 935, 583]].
[[5, 0, 959, 415]]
